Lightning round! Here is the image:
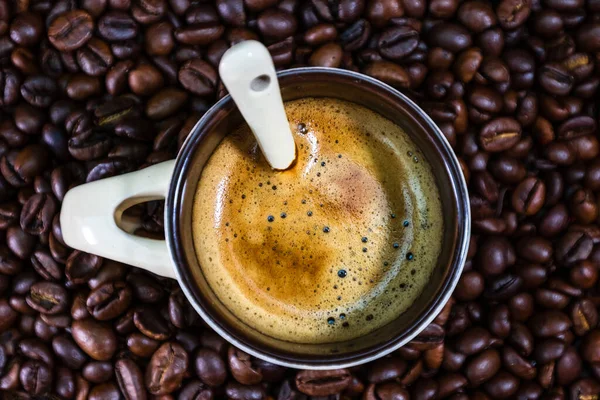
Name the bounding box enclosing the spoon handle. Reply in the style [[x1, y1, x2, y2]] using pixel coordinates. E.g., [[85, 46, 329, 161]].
[[219, 40, 296, 170]]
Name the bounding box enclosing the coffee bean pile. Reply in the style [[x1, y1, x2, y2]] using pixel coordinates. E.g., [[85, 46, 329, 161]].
[[1, 0, 600, 398]]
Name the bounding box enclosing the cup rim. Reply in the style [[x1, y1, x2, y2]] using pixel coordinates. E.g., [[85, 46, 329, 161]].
[[165, 67, 471, 369]]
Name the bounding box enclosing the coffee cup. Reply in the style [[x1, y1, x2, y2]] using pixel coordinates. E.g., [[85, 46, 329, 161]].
[[61, 67, 470, 369]]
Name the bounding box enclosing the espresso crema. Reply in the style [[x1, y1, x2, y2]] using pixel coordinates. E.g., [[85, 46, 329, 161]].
[[192, 97, 443, 343]]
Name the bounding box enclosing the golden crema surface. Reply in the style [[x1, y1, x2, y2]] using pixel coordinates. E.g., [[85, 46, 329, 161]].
[[192, 98, 443, 343]]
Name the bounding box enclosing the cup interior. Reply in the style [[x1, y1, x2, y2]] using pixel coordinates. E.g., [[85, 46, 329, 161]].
[[166, 68, 470, 369]]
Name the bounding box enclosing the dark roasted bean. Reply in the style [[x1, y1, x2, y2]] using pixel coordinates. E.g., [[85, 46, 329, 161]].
[[86, 281, 132, 320], [71, 318, 117, 361], [194, 347, 227, 387], [146, 342, 188, 395], [52, 334, 88, 369], [134, 306, 171, 340], [26, 281, 68, 315], [178, 59, 217, 97], [296, 369, 351, 396], [379, 26, 419, 60], [115, 358, 145, 399], [19, 359, 52, 395], [82, 361, 113, 384], [48, 10, 94, 52], [98, 11, 138, 41]]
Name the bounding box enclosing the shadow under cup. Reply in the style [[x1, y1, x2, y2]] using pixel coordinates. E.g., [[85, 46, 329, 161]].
[[166, 68, 470, 369]]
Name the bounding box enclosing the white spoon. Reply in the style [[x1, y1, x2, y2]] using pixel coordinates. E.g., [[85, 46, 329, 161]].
[[219, 40, 296, 170]]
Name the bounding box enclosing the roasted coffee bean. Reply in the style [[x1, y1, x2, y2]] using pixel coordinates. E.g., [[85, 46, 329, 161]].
[[18, 338, 53, 368], [460, 325, 492, 350], [509, 293, 534, 322], [378, 26, 419, 60], [569, 260, 598, 289], [367, 356, 407, 383], [66, 251, 103, 284], [88, 382, 121, 400], [569, 188, 597, 224], [26, 281, 68, 315], [436, 372, 468, 397], [225, 381, 266, 399], [146, 87, 188, 120], [571, 299, 598, 336], [178, 59, 217, 97], [86, 281, 132, 320], [364, 382, 409, 400], [485, 273, 523, 300], [479, 118, 521, 152], [483, 371, 519, 398], [0, 202, 20, 230], [19, 359, 52, 395], [309, 42, 343, 68], [98, 11, 139, 41], [516, 236, 552, 264], [115, 308, 136, 335], [82, 361, 113, 384], [72, 318, 117, 361], [228, 346, 262, 385], [48, 10, 94, 52], [502, 346, 536, 379], [55, 367, 76, 399], [20, 75, 57, 108], [555, 230, 593, 265], [179, 380, 214, 400], [0, 68, 22, 107], [76, 38, 114, 76], [86, 157, 136, 182], [488, 305, 511, 338], [52, 334, 88, 369], [68, 126, 112, 159], [0, 244, 23, 276], [127, 272, 164, 302], [540, 63, 574, 96], [427, 23, 472, 53], [194, 347, 227, 387], [257, 9, 297, 41], [146, 342, 188, 395], [10, 12, 44, 47], [512, 177, 545, 215], [454, 270, 484, 301], [115, 358, 145, 399], [296, 369, 351, 396], [133, 306, 171, 340], [465, 348, 501, 385], [555, 346, 581, 386], [529, 310, 572, 337], [304, 24, 337, 46], [457, 1, 496, 33], [363, 61, 410, 89], [6, 226, 37, 260], [497, 0, 530, 29], [20, 193, 57, 235], [576, 23, 600, 52], [127, 332, 160, 358], [476, 236, 515, 277], [217, 0, 246, 27], [128, 64, 164, 96]]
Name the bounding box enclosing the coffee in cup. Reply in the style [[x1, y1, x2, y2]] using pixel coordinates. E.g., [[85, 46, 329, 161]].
[[192, 97, 444, 344]]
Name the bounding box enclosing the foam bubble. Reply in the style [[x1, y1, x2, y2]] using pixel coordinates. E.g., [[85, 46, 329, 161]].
[[192, 98, 444, 344]]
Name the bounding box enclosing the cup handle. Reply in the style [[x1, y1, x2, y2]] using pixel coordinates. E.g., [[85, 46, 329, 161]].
[[60, 160, 177, 279]]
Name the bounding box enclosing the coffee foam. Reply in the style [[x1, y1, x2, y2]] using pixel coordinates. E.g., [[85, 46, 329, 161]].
[[192, 98, 443, 344]]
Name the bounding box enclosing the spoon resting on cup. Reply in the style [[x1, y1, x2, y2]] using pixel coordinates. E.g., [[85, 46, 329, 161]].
[[219, 40, 296, 170]]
